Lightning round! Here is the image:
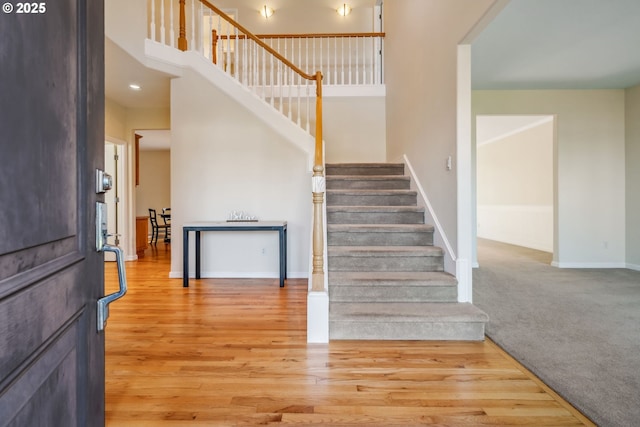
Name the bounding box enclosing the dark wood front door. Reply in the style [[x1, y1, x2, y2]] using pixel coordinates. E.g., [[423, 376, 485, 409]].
[[0, 1, 106, 425]]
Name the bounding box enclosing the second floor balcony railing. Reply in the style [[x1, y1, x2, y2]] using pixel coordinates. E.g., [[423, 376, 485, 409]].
[[148, 1, 385, 90]]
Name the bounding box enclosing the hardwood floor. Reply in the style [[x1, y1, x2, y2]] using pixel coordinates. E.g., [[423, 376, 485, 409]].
[[105, 245, 594, 426]]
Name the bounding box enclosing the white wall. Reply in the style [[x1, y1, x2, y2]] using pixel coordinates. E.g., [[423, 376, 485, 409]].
[[384, 0, 495, 269], [170, 69, 311, 279], [626, 84, 640, 269], [473, 90, 626, 268], [477, 119, 554, 252], [324, 97, 386, 163], [105, 0, 147, 58], [212, 0, 377, 35], [136, 150, 171, 218]]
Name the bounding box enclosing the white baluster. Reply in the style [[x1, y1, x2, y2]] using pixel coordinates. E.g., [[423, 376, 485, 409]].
[[270, 48, 275, 107], [297, 72, 301, 127], [226, 19, 231, 76], [190, 0, 196, 51], [362, 36, 366, 85], [288, 68, 292, 120], [169, 0, 175, 48], [319, 37, 323, 85], [306, 83, 310, 133], [333, 37, 338, 85], [160, 0, 165, 44], [278, 60, 283, 113], [208, 10, 213, 61], [348, 37, 352, 85], [341, 37, 345, 85], [150, 0, 156, 41], [262, 46, 267, 96]]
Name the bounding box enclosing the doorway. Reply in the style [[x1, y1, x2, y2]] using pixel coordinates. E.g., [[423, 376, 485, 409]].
[[475, 115, 555, 255], [105, 138, 127, 261]]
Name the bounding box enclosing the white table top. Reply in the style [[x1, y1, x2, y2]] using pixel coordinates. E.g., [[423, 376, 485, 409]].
[[183, 221, 287, 229]]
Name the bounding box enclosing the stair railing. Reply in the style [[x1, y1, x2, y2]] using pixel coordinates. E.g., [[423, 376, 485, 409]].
[[217, 32, 386, 86], [148, 0, 326, 291]]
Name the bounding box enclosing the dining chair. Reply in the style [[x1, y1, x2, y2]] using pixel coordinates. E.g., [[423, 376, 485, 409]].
[[148, 208, 170, 244]]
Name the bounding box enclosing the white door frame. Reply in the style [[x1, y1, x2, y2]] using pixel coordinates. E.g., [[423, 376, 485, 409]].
[[105, 136, 129, 260]]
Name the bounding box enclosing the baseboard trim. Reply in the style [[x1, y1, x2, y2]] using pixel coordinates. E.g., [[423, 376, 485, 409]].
[[169, 271, 308, 279], [551, 261, 627, 269], [626, 263, 640, 271]]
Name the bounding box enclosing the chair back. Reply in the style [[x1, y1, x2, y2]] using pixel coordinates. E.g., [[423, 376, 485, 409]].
[[149, 208, 159, 226]]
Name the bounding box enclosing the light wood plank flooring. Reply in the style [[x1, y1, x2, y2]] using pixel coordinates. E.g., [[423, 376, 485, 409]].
[[105, 245, 594, 426]]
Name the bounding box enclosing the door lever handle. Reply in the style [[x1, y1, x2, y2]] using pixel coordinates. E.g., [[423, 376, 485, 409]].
[[97, 244, 128, 331]]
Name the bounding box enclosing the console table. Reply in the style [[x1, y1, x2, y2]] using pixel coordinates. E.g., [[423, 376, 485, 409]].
[[182, 221, 287, 288]]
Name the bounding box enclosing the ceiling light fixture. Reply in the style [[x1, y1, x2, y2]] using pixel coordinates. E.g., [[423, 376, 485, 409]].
[[260, 5, 274, 18], [337, 3, 351, 16], [129, 83, 141, 90]]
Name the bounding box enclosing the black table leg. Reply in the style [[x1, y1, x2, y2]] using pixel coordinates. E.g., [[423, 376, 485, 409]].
[[195, 230, 201, 280], [183, 229, 189, 287], [279, 227, 285, 287]]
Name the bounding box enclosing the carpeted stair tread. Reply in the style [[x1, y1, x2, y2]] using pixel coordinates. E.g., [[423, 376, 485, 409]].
[[326, 175, 411, 190], [326, 175, 411, 180], [329, 271, 456, 287], [328, 224, 434, 233], [330, 302, 488, 322], [329, 245, 443, 257], [326, 163, 405, 176], [327, 205, 425, 213], [328, 189, 416, 196]]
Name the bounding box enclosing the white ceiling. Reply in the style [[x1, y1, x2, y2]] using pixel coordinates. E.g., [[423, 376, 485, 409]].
[[472, 0, 640, 90], [105, 38, 171, 109], [104, 0, 640, 149]]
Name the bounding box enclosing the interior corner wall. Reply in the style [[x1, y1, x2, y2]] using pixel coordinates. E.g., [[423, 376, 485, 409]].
[[473, 90, 626, 267], [383, 0, 495, 259], [626, 84, 640, 269], [477, 120, 554, 252], [105, 98, 127, 141], [136, 150, 171, 218], [170, 69, 311, 279]]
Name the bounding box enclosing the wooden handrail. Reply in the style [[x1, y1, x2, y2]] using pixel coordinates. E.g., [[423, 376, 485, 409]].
[[217, 32, 386, 40], [183, 0, 317, 81]]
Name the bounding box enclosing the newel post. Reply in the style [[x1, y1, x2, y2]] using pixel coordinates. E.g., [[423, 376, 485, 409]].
[[311, 71, 325, 292], [178, 0, 187, 51]]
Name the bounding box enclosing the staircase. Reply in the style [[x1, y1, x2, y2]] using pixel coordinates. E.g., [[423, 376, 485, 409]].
[[326, 163, 488, 340]]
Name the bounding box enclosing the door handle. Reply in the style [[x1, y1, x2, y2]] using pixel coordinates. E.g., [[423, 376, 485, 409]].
[[95, 198, 128, 331], [97, 244, 128, 331]]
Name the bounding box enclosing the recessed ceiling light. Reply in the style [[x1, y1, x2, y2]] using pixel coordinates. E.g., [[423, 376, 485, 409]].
[[129, 83, 141, 90]]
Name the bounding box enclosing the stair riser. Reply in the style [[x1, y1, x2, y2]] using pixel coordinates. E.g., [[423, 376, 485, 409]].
[[327, 193, 417, 206], [326, 166, 404, 176], [327, 211, 425, 224], [329, 321, 485, 341], [328, 231, 433, 246], [327, 179, 410, 190], [329, 286, 457, 303], [328, 255, 444, 272]]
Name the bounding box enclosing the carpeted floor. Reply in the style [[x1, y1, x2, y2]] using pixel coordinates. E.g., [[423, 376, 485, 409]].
[[473, 239, 640, 427]]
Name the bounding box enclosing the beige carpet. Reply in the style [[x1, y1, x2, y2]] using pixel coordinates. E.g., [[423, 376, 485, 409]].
[[473, 238, 640, 427]]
